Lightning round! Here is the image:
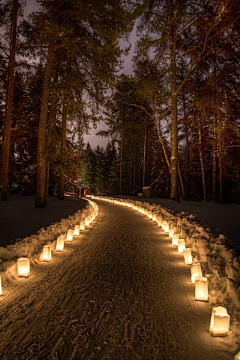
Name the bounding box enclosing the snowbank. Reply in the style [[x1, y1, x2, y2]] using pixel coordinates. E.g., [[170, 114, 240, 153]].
[[0, 200, 97, 289], [90, 195, 240, 341]]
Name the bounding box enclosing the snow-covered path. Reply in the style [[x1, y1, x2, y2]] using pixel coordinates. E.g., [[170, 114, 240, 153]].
[[0, 200, 235, 359]]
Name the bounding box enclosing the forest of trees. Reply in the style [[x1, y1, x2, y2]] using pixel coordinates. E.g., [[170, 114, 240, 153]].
[[0, 0, 239, 206]]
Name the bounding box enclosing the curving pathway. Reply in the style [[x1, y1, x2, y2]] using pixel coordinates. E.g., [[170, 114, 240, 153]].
[[0, 200, 235, 359]]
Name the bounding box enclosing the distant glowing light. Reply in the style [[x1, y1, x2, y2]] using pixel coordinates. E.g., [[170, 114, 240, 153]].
[[85, 216, 90, 226], [172, 233, 179, 246], [162, 221, 169, 233], [73, 225, 80, 236], [42, 245, 52, 261], [66, 229, 74, 241], [56, 236, 64, 251], [80, 220, 85, 231], [157, 216, 162, 226], [169, 228, 174, 237]]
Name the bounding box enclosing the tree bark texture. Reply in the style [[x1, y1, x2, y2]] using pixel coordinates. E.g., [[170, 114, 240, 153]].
[[45, 68, 59, 203], [58, 104, 68, 200], [119, 120, 124, 195], [198, 116, 206, 201], [0, 0, 18, 201], [212, 114, 217, 201], [35, 42, 55, 208], [170, 51, 180, 201], [143, 118, 147, 187]]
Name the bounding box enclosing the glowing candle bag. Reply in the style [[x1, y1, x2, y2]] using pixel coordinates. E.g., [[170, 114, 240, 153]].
[[73, 225, 80, 236], [56, 236, 64, 251], [195, 276, 208, 301], [66, 229, 74, 241], [178, 239, 185, 253], [209, 306, 230, 336], [163, 222, 169, 233], [80, 220, 85, 231], [169, 228, 174, 238], [42, 245, 52, 261], [17, 258, 30, 277], [172, 233, 179, 246], [85, 217, 90, 226], [191, 263, 202, 283], [183, 248, 192, 264], [0, 274, 2, 295], [157, 216, 162, 227]]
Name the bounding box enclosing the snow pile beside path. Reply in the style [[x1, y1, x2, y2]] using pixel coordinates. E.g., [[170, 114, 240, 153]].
[[91, 196, 240, 339], [0, 203, 94, 285]]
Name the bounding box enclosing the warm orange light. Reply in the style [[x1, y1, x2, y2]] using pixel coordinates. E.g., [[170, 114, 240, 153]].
[[56, 236, 64, 251], [209, 306, 230, 336], [147, 211, 152, 219], [17, 258, 30, 277], [183, 248, 192, 264], [73, 225, 80, 236], [195, 276, 208, 301], [178, 239, 185, 253], [85, 216, 90, 226], [157, 216, 162, 226], [191, 263, 202, 283], [42, 245, 52, 261], [80, 220, 85, 231], [66, 229, 74, 241], [162, 222, 169, 232], [0, 274, 2, 295], [172, 233, 179, 246], [169, 228, 174, 237]]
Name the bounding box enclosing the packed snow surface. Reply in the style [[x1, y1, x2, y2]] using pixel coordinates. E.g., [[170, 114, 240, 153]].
[[0, 196, 239, 359]]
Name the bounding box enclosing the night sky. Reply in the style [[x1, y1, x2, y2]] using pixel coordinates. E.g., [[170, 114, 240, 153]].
[[25, 0, 137, 149]]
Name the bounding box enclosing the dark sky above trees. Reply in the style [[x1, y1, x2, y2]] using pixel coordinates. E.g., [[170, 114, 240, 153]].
[[25, 0, 137, 149]]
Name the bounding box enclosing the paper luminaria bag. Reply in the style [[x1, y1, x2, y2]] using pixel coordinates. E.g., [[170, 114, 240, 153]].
[[209, 306, 230, 336], [17, 258, 30, 277]]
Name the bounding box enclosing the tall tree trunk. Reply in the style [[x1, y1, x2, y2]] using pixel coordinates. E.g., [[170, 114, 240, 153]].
[[170, 56, 180, 201], [119, 120, 124, 195], [198, 115, 206, 201], [178, 163, 185, 200], [58, 104, 68, 200], [153, 99, 170, 171], [217, 109, 223, 204], [58, 57, 71, 200], [218, 130, 223, 204], [35, 0, 58, 208], [35, 42, 55, 207], [45, 68, 59, 203], [0, 0, 18, 201], [130, 159, 133, 195], [143, 117, 147, 187], [182, 91, 190, 200], [212, 114, 217, 201]]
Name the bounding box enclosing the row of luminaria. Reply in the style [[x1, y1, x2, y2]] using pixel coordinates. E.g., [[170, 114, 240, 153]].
[[91, 196, 233, 342], [0, 200, 98, 296]]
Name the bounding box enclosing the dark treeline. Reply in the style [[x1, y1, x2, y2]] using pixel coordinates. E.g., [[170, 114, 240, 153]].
[[92, 0, 239, 203], [0, 0, 137, 206], [0, 0, 239, 205]]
